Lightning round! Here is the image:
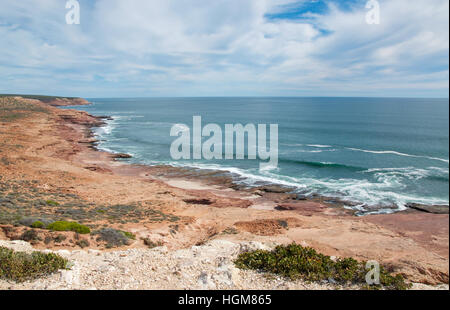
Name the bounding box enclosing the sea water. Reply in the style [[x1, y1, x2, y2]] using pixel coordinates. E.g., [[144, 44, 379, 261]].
[[68, 97, 449, 214]]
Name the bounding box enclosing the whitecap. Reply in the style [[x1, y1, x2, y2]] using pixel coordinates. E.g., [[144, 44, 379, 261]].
[[296, 149, 336, 153], [280, 143, 304, 147], [347, 147, 449, 164], [160, 159, 448, 211], [297, 150, 323, 153], [94, 116, 118, 136], [362, 167, 435, 181], [307, 144, 333, 148]]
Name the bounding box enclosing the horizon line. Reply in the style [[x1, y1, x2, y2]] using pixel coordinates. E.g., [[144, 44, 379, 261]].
[[1, 93, 449, 100]]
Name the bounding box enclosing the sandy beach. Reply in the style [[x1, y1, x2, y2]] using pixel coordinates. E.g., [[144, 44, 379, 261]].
[[0, 96, 448, 289]]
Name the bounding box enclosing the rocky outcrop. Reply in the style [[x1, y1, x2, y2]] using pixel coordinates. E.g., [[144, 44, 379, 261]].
[[234, 218, 304, 236], [111, 153, 133, 159], [46, 98, 90, 107], [275, 201, 327, 215], [406, 203, 449, 214], [256, 185, 294, 194]]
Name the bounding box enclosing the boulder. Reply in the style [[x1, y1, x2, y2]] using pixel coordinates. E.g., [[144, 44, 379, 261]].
[[112, 153, 132, 159], [275, 201, 327, 213], [257, 185, 294, 193], [406, 203, 449, 214]]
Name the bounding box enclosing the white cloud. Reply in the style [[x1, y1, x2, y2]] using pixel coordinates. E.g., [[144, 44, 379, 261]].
[[0, 0, 448, 97]]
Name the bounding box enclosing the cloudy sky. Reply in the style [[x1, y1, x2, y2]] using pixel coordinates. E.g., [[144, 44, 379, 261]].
[[0, 0, 448, 97]]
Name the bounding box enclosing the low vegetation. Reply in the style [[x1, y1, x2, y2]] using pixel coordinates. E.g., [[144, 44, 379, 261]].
[[142, 238, 164, 249], [45, 200, 60, 206], [0, 97, 49, 122], [235, 243, 411, 290], [75, 239, 90, 248], [221, 227, 239, 235], [0, 246, 68, 283], [46, 221, 91, 234], [120, 230, 136, 240], [0, 177, 180, 228], [19, 229, 42, 242], [31, 221, 44, 228], [0, 94, 77, 102], [93, 228, 135, 248], [53, 234, 67, 243]]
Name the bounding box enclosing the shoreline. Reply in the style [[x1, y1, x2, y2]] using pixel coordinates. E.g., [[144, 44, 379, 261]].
[[0, 96, 448, 288], [87, 106, 448, 216]]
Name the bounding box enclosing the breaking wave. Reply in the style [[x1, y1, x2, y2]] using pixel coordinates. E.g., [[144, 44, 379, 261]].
[[347, 148, 449, 164]]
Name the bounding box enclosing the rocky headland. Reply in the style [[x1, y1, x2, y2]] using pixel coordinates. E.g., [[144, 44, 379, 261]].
[[0, 96, 448, 289]]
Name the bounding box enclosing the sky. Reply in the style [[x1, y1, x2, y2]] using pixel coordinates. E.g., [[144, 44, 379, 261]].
[[0, 0, 448, 98]]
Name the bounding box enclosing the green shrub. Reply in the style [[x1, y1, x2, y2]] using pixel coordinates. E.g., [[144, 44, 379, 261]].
[[121, 230, 136, 240], [75, 239, 90, 248], [53, 234, 67, 243], [31, 221, 44, 228], [222, 227, 239, 235], [142, 238, 163, 249], [19, 229, 42, 242], [47, 221, 90, 234], [93, 228, 133, 248], [234, 243, 411, 290], [0, 246, 68, 282], [45, 200, 60, 206]]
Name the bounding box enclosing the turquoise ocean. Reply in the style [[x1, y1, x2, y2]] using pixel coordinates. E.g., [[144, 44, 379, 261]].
[[68, 97, 449, 215]]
